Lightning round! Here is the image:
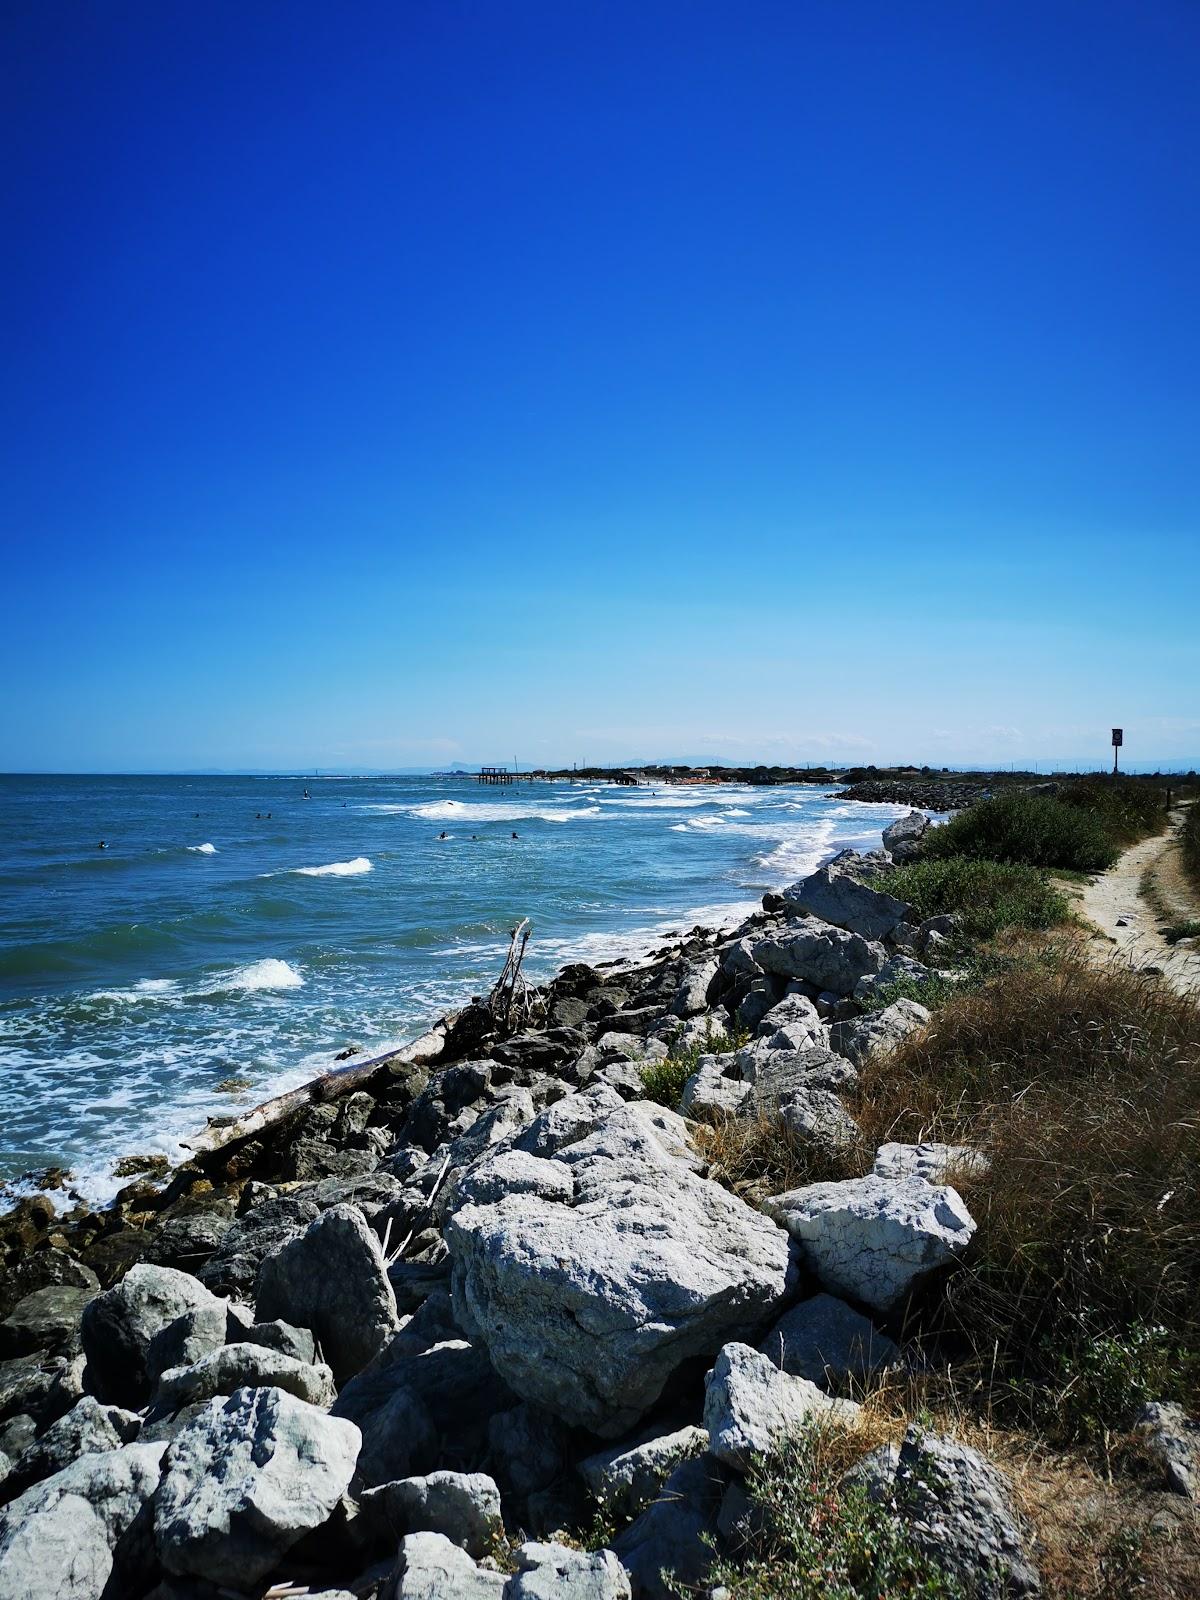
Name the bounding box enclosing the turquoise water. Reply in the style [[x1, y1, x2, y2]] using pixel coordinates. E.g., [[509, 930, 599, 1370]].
[[0, 774, 908, 1204]]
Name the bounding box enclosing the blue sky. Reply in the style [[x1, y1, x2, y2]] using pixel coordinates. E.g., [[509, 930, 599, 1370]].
[[3, 1, 1197, 772]]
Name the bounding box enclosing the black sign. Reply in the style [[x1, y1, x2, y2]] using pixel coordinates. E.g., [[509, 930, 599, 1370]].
[[1112, 728, 1123, 747]]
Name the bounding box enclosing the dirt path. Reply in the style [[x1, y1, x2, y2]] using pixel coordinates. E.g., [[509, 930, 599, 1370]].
[[1071, 805, 1200, 997]]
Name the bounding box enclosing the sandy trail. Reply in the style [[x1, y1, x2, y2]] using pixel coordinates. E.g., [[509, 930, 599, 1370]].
[[1073, 805, 1200, 997]]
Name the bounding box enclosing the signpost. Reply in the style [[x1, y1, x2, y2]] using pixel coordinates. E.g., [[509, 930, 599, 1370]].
[[1112, 727, 1123, 775]]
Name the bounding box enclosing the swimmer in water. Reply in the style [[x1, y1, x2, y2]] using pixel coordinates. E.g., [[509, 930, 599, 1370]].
[[439, 831, 448, 840], [98, 840, 107, 849], [511, 831, 519, 839]]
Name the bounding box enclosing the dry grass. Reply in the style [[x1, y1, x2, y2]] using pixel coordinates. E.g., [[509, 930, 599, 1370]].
[[845, 1372, 1200, 1598], [694, 1107, 867, 1207], [694, 935, 1200, 1595], [843, 935, 1200, 1420], [699, 936, 1200, 1415], [1182, 802, 1200, 898]]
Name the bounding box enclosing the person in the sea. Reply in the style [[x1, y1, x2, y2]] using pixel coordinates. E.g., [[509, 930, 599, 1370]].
[[98, 840, 107, 849], [439, 831, 448, 840], [511, 831, 519, 839]]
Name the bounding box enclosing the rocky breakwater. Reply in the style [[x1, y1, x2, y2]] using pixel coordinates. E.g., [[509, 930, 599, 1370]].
[[841, 777, 993, 810], [0, 849, 1045, 1598]]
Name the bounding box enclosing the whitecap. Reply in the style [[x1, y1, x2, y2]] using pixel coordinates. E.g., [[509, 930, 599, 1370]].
[[409, 800, 602, 824], [85, 977, 181, 1005], [293, 857, 373, 878], [219, 958, 304, 992], [187, 843, 217, 855]]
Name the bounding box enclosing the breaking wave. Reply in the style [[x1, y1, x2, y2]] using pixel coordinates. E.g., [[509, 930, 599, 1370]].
[[293, 857, 373, 878]]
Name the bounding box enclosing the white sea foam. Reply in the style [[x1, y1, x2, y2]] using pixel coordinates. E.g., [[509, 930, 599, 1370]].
[[753, 836, 832, 879], [409, 801, 602, 824], [86, 977, 181, 1005], [187, 842, 217, 854], [293, 857, 373, 877], [596, 794, 722, 810], [220, 958, 305, 991]]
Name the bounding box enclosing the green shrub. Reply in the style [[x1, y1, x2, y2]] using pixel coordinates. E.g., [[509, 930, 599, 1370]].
[[877, 858, 1068, 939], [1181, 804, 1200, 896], [639, 1021, 748, 1108], [1035, 1320, 1195, 1447], [859, 953, 1006, 1013], [639, 1054, 694, 1108], [709, 1427, 964, 1600], [923, 794, 1116, 871], [1058, 777, 1168, 850]]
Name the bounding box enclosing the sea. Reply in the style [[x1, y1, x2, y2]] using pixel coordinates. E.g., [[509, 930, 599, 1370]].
[[0, 773, 911, 1208]]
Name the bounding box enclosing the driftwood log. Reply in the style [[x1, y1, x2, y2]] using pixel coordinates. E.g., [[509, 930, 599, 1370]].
[[181, 1015, 456, 1161], [487, 918, 539, 1031]]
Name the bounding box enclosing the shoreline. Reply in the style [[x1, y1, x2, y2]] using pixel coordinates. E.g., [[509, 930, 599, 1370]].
[[0, 786, 921, 1213], [0, 890, 790, 1300], [0, 895, 765, 1218]]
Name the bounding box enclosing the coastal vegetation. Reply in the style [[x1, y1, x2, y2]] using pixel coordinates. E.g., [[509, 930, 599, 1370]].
[[640, 1021, 749, 1107], [1182, 801, 1200, 896], [708, 1425, 966, 1600], [875, 857, 1068, 938], [920, 781, 1167, 873], [846, 940, 1200, 1430]]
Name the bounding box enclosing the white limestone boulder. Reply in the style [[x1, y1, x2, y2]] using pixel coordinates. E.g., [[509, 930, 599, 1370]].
[[578, 1423, 708, 1516], [255, 1202, 400, 1383], [882, 810, 930, 862], [671, 958, 719, 1018], [781, 865, 910, 941], [363, 1469, 502, 1558], [758, 1293, 899, 1386], [829, 999, 930, 1068], [872, 1141, 988, 1184], [445, 1098, 793, 1435], [764, 1175, 975, 1312], [153, 1385, 360, 1585], [0, 1441, 166, 1600], [893, 1426, 1040, 1596], [752, 925, 886, 996], [680, 1056, 750, 1118], [152, 1341, 336, 1413], [81, 1264, 225, 1408], [703, 1342, 859, 1470]]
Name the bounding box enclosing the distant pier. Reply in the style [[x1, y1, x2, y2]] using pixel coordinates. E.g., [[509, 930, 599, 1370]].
[[477, 766, 539, 784]]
